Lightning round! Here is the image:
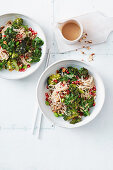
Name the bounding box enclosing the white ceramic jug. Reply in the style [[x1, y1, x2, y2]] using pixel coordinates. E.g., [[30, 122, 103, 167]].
[[57, 19, 83, 45]]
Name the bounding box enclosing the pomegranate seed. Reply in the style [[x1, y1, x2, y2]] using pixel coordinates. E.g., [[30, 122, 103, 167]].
[[89, 92, 93, 95], [68, 79, 70, 82], [0, 46, 1, 48], [60, 96, 64, 98], [65, 69, 69, 74], [67, 90, 70, 94], [93, 103, 95, 106], [21, 68, 25, 72], [72, 81, 75, 84], [80, 112, 83, 116], [53, 79, 58, 83], [93, 86, 96, 91], [19, 40, 22, 43], [62, 83, 65, 87], [3, 35, 6, 37], [29, 27, 32, 31], [56, 70, 59, 73], [46, 85, 49, 89], [76, 76, 79, 79], [46, 98, 48, 101], [79, 95, 80, 98], [19, 69, 22, 72], [27, 64, 31, 68], [75, 81, 79, 85], [45, 93, 49, 98], [20, 55, 24, 58]]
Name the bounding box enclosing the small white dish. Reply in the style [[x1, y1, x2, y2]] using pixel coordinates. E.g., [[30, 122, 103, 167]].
[[0, 13, 46, 80], [57, 19, 83, 45], [37, 59, 105, 128]]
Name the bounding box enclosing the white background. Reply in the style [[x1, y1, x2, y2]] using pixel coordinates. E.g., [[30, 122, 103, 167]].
[[0, 0, 113, 169]]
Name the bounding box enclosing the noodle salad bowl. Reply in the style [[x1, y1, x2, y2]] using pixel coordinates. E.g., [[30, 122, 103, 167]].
[[0, 13, 46, 79], [37, 60, 105, 128]]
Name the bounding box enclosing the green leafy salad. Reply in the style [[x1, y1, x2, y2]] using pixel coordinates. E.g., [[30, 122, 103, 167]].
[[45, 66, 96, 124], [0, 18, 44, 72]]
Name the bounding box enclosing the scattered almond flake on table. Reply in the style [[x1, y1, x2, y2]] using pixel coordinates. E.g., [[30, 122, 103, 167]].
[[80, 51, 85, 54], [75, 32, 96, 62], [88, 53, 95, 62]]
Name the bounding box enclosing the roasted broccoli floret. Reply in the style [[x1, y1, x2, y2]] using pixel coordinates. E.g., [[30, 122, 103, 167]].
[[47, 74, 61, 85], [67, 66, 80, 76], [79, 67, 89, 78], [32, 37, 44, 48], [12, 18, 23, 28], [12, 52, 18, 59], [12, 59, 19, 71], [30, 48, 42, 63], [70, 117, 82, 124]]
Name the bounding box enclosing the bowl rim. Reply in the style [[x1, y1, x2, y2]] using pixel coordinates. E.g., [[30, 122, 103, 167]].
[[36, 59, 105, 128], [0, 13, 47, 80]]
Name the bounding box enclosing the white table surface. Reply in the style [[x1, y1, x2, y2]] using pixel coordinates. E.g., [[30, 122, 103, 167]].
[[0, 0, 113, 169]]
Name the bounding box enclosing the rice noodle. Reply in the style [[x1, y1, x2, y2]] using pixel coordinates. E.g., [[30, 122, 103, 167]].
[[47, 74, 96, 114]]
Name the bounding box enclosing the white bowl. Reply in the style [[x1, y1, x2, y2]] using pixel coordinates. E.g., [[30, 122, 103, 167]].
[[37, 59, 105, 128], [0, 13, 46, 79]]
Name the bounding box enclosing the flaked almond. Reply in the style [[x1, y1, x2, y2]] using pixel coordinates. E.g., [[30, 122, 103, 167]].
[[3, 41, 7, 45], [86, 46, 91, 50], [62, 68, 66, 72], [91, 53, 95, 56], [88, 54, 94, 62], [88, 40, 92, 43], [81, 51, 85, 54], [78, 38, 82, 42], [82, 36, 87, 40]]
